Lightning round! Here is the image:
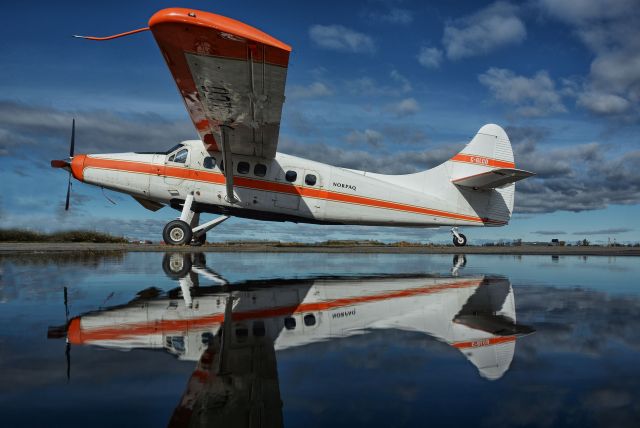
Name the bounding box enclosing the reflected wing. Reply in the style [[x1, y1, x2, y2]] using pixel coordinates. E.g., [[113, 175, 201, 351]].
[[149, 8, 291, 158]]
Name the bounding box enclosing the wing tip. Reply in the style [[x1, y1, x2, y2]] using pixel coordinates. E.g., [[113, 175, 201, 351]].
[[148, 8, 292, 52]]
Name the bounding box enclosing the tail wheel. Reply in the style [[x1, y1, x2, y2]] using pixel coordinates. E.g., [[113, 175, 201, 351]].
[[453, 233, 467, 247], [163, 220, 192, 246]]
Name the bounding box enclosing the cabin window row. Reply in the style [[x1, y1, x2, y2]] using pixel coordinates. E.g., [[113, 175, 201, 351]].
[[203, 157, 268, 177], [285, 170, 318, 186]]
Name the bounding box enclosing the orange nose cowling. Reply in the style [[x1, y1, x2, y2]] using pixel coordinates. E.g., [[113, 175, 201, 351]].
[[70, 154, 87, 181], [67, 317, 83, 345]]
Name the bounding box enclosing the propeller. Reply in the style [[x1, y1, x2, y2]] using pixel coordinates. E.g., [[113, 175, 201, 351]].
[[46, 286, 72, 381], [65, 120, 75, 211], [51, 119, 75, 211]]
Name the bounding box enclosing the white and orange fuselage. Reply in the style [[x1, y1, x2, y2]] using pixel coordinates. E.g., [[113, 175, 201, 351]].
[[67, 124, 519, 228]]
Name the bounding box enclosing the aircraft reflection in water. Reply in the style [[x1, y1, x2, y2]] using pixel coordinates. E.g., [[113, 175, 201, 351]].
[[50, 253, 534, 427]]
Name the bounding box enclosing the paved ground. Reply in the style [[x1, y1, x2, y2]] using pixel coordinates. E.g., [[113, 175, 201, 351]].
[[1, 242, 639, 256]]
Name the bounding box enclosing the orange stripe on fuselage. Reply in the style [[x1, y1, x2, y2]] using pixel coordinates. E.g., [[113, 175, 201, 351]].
[[450, 154, 515, 169], [82, 157, 507, 225], [69, 279, 483, 344]]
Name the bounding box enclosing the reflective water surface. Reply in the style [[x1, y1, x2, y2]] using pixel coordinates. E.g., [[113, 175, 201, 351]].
[[1, 253, 639, 427]]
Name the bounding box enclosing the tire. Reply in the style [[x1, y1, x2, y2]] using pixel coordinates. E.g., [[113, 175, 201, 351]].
[[453, 233, 467, 247], [190, 233, 206, 246], [453, 254, 467, 267], [162, 252, 192, 279], [163, 220, 192, 246]]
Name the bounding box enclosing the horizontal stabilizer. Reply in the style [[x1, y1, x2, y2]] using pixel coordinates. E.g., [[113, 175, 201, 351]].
[[453, 168, 534, 190]]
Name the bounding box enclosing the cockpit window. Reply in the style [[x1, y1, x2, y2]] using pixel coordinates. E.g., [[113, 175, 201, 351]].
[[165, 143, 184, 154], [173, 149, 188, 164], [169, 336, 185, 353]]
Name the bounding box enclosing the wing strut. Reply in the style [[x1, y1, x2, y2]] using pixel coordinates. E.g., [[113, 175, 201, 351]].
[[220, 125, 237, 203]]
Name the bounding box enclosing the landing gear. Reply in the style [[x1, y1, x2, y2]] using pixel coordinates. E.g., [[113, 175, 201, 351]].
[[162, 193, 229, 246], [163, 220, 192, 245], [451, 227, 467, 247], [191, 233, 206, 246]]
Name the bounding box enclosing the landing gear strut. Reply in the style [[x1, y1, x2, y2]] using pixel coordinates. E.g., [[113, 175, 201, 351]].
[[451, 227, 467, 247], [162, 193, 229, 246]]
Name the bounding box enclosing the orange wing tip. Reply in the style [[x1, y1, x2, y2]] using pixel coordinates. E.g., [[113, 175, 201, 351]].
[[72, 27, 149, 41], [148, 8, 292, 52]]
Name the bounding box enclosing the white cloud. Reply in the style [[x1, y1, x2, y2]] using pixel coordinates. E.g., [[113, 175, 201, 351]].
[[366, 7, 413, 25], [538, 0, 634, 25], [478, 68, 566, 117], [443, 1, 526, 60], [309, 25, 376, 54], [390, 70, 412, 92], [345, 129, 384, 147], [387, 98, 420, 117], [537, 0, 640, 119], [346, 74, 412, 96], [577, 91, 631, 115], [417, 46, 443, 69], [287, 82, 333, 100]]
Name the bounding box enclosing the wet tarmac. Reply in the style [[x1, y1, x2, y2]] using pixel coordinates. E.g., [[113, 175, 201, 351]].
[[1, 252, 639, 427]]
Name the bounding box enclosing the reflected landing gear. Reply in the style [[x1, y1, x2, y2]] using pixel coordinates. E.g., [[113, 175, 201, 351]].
[[162, 193, 229, 246], [451, 227, 467, 247]]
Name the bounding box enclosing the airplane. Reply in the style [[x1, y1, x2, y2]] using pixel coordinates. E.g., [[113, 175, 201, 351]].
[[47, 253, 533, 426], [51, 8, 535, 246]]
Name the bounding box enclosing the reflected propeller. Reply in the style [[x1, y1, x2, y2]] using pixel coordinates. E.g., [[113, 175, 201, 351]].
[[46, 286, 72, 381]]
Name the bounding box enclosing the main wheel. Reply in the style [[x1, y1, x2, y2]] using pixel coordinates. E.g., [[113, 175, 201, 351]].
[[162, 253, 192, 279], [163, 220, 193, 246], [190, 233, 206, 246], [453, 233, 467, 247]]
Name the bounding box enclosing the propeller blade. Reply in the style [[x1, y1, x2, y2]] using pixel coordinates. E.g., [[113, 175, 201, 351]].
[[66, 341, 71, 382], [69, 118, 75, 158], [65, 173, 72, 211]]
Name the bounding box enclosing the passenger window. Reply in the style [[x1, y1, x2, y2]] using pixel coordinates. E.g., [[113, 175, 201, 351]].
[[305, 174, 317, 186], [284, 317, 296, 330], [304, 314, 316, 326], [254, 163, 267, 177], [235, 326, 249, 343], [237, 161, 250, 174], [201, 332, 214, 345], [285, 170, 297, 183], [203, 157, 216, 169], [173, 149, 188, 164], [253, 321, 266, 337]]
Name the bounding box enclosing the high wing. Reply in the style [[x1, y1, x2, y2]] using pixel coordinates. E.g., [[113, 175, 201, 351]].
[[452, 168, 535, 190], [148, 8, 291, 159]]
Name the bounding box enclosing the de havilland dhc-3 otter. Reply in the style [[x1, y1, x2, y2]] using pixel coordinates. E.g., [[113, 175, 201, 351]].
[[47, 253, 534, 426], [51, 8, 534, 246]]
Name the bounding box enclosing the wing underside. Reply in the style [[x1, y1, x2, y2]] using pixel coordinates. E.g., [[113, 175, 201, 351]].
[[149, 8, 291, 159]]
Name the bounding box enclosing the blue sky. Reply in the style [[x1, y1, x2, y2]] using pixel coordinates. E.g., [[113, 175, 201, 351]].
[[1, 0, 639, 244]]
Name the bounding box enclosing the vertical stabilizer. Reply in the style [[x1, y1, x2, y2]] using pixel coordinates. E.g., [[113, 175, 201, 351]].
[[446, 124, 517, 225]]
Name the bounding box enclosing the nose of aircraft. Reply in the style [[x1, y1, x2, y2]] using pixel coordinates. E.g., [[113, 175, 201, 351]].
[[50, 154, 87, 182], [67, 317, 83, 345], [70, 154, 87, 181]]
